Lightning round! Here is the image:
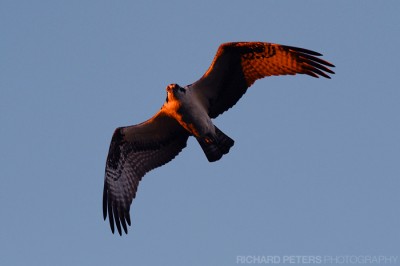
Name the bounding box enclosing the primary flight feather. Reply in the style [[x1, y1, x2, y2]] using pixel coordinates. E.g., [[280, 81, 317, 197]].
[[103, 42, 335, 235]]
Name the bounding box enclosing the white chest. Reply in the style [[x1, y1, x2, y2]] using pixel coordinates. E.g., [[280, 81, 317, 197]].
[[163, 91, 214, 137]]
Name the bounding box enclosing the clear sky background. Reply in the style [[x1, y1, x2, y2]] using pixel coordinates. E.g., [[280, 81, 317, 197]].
[[1, 1, 399, 265]]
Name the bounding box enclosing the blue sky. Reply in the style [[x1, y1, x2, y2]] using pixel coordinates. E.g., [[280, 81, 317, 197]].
[[1, 1, 399, 265]]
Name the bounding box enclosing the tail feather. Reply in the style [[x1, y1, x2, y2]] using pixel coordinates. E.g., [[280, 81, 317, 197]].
[[197, 126, 234, 162]]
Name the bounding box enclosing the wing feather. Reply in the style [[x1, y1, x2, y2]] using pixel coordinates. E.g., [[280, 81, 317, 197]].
[[103, 110, 189, 235], [190, 42, 335, 118]]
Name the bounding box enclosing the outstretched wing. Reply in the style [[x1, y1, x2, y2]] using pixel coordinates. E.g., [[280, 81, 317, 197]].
[[103, 110, 189, 235], [190, 42, 335, 118]]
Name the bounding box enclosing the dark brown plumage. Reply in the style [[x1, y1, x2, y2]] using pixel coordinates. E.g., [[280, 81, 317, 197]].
[[103, 42, 335, 235], [191, 42, 335, 118]]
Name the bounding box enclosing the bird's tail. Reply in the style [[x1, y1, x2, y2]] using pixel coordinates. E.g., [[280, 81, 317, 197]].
[[196, 126, 234, 162]]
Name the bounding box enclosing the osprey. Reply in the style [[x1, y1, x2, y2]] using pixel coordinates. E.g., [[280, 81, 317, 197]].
[[103, 42, 335, 235]]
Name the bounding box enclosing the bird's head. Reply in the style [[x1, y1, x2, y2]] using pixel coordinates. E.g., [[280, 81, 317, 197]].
[[165, 83, 186, 102]]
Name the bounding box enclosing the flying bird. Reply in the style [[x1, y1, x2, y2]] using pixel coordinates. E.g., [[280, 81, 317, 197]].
[[103, 42, 335, 235]]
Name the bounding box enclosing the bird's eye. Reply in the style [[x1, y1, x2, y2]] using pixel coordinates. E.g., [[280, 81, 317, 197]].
[[179, 87, 186, 93]]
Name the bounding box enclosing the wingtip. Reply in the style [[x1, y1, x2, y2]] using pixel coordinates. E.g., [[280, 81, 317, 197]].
[[102, 186, 108, 220], [325, 61, 335, 68], [126, 212, 131, 226], [121, 216, 128, 235], [284, 45, 323, 56], [298, 51, 335, 79], [117, 227, 122, 236], [115, 214, 123, 236]]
